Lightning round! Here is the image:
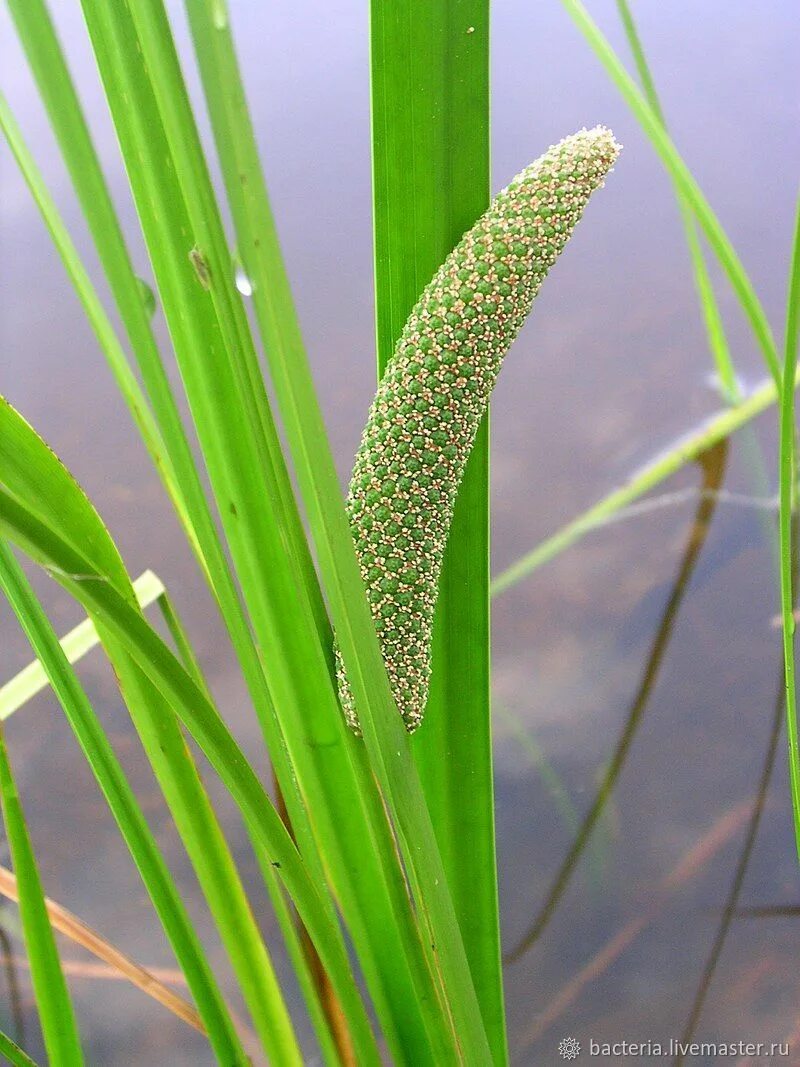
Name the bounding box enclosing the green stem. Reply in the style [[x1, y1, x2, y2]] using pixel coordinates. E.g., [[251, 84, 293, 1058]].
[[492, 375, 793, 596], [779, 192, 800, 861], [559, 0, 779, 384], [615, 0, 739, 402]]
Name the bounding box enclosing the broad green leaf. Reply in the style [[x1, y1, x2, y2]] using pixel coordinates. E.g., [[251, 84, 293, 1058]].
[[369, 5, 505, 1060]]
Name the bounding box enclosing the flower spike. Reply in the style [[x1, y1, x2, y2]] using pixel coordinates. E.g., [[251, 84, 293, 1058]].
[[339, 126, 621, 731]]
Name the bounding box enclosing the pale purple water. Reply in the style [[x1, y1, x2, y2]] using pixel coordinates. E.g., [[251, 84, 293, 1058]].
[[1, 1, 799, 1063]]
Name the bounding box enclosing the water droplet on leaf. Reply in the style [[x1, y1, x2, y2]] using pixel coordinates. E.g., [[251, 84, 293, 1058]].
[[234, 262, 254, 297]]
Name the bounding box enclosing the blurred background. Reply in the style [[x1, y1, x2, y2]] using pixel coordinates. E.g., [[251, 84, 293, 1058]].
[[1, 1, 799, 1062]]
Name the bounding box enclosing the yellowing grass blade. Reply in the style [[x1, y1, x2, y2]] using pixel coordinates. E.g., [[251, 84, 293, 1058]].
[[0, 570, 164, 721]]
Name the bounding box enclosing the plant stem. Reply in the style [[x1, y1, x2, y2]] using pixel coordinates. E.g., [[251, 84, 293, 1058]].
[[492, 375, 796, 596]]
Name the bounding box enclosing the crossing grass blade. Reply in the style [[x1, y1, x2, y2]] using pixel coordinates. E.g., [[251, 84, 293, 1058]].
[[559, 0, 779, 385], [0, 543, 245, 1062], [0, 490, 380, 1065], [94, 0, 491, 1060], [0, 570, 163, 721], [369, 3, 506, 1060], [0, 724, 83, 1066], [0, 402, 300, 1064], [779, 192, 800, 861], [614, 0, 738, 403], [491, 373, 799, 594], [0, 1028, 39, 1067]]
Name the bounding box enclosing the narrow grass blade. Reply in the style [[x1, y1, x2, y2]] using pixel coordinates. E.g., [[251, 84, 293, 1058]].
[[0, 545, 250, 1062], [5, 14, 329, 973], [0, 490, 380, 1065], [154, 585, 211, 699], [492, 375, 797, 594], [779, 192, 800, 861], [0, 725, 83, 1066], [128, 2, 488, 1058], [0, 401, 306, 1064], [0, 570, 163, 721], [252, 854, 342, 1067], [0, 1029, 39, 1067], [559, 0, 779, 384], [369, 3, 505, 1061], [614, 0, 738, 402], [0, 398, 376, 1058], [0, 93, 195, 549]]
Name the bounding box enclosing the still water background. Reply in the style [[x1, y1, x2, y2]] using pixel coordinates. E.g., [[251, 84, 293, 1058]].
[[1, 1, 799, 1062]]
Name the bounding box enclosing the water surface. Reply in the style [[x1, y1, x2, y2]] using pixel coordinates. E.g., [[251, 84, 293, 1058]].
[[1, 1, 799, 1062]]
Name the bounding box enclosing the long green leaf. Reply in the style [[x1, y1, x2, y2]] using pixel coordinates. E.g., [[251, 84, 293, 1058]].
[[0, 543, 246, 1063], [779, 192, 800, 860], [0, 487, 379, 1064], [4, 23, 335, 1020], [369, 6, 505, 1060], [614, 0, 738, 402], [0, 400, 299, 1063], [0, 726, 83, 1066], [0, 1028, 39, 1067], [183, 3, 462, 1060], [559, 0, 779, 384]]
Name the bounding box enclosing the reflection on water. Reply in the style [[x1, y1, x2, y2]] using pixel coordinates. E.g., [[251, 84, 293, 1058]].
[[506, 441, 729, 968], [2, 0, 800, 1063]]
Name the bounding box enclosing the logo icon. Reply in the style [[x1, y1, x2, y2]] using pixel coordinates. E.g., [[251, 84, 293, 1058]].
[[558, 1036, 581, 1060]]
